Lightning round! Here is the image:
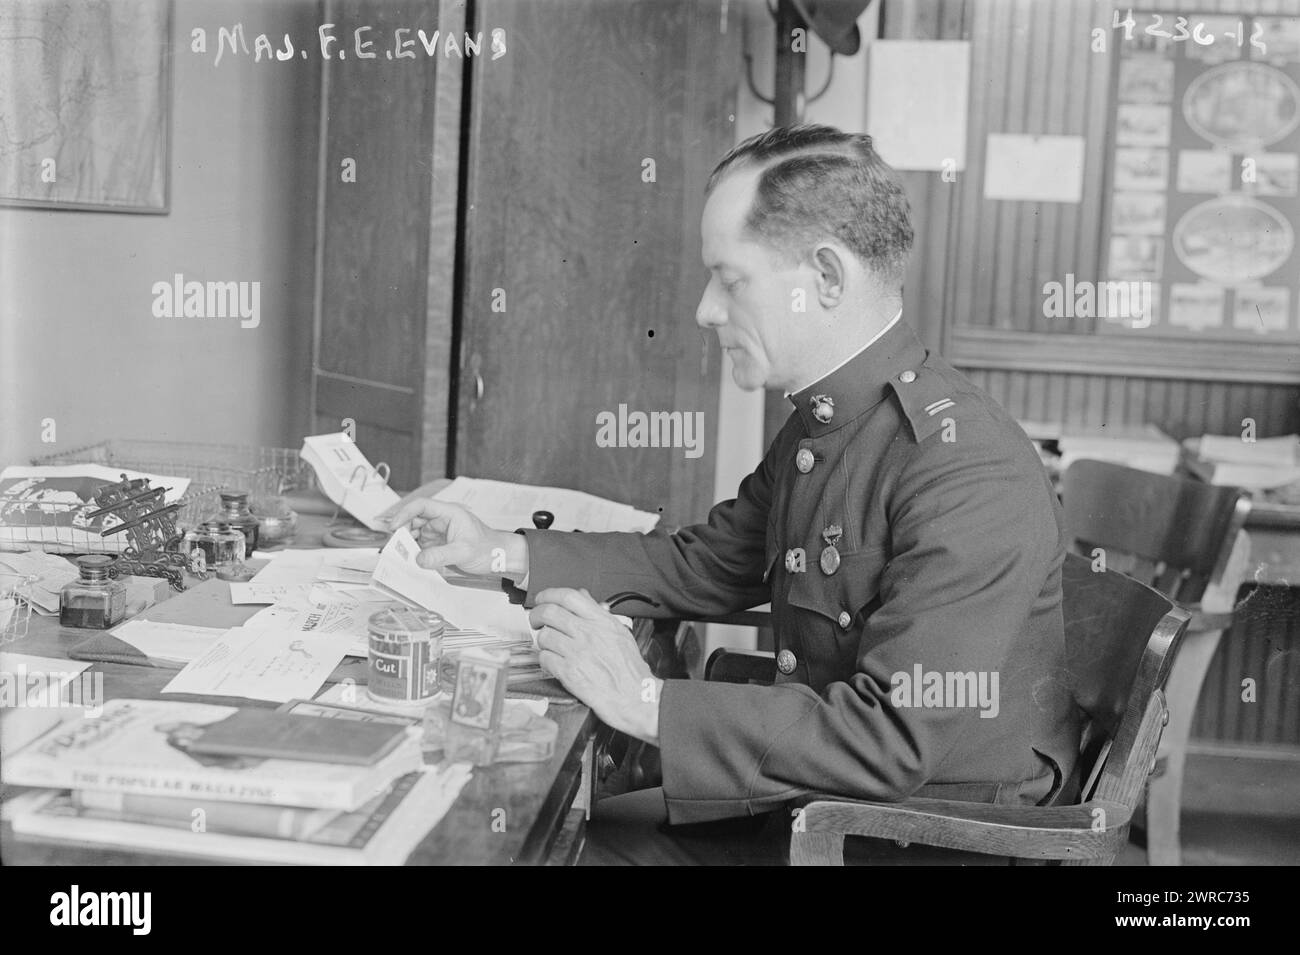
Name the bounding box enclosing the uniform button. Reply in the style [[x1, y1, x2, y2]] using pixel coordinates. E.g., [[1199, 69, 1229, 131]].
[[837, 611, 852, 629], [899, 370, 917, 383], [795, 448, 815, 473], [776, 649, 797, 675]]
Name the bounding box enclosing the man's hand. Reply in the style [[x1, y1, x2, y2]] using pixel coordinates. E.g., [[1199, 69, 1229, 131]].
[[378, 498, 528, 578], [529, 588, 662, 746]]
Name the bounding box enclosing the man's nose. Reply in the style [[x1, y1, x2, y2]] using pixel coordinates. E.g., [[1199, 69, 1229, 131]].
[[695, 284, 725, 329]]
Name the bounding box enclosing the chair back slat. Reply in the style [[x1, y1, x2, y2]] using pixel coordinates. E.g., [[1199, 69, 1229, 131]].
[[1062, 460, 1249, 603], [1063, 553, 1190, 805]]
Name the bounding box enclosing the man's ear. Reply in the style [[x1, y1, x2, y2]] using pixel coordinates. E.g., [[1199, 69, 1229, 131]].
[[812, 244, 848, 309]]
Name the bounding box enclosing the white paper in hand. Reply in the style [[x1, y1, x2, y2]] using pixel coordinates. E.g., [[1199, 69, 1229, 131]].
[[372, 527, 534, 643]]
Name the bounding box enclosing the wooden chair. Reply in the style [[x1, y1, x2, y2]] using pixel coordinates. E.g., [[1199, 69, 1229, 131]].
[[706, 553, 1190, 865], [1061, 459, 1251, 866]]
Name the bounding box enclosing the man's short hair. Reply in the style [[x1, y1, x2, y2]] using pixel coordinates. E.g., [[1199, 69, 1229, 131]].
[[707, 124, 914, 287]]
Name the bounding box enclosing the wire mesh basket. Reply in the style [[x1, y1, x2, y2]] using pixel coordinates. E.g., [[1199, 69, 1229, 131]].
[[1, 440, 316, 555], [0, 573, 37, 644]]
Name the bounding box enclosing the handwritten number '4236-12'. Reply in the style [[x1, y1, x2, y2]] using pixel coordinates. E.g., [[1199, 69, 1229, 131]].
[[1113, 10, 1266, 52]]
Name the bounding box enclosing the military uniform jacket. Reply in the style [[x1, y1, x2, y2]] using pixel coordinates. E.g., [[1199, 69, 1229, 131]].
[[520, 319, 1081, 825]]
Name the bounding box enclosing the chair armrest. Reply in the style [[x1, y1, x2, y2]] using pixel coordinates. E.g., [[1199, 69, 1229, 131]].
[[1179, 603, 1234, 633], [693, 610, 774, 628], [791, 794, 1132, 861], [705, 648, 776, 684]]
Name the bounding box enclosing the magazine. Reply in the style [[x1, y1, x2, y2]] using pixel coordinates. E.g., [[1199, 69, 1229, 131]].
[[1, 698, 424, 811]]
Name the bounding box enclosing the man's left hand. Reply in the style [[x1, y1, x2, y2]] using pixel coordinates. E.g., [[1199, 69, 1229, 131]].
[[529, 588, 662, 746]]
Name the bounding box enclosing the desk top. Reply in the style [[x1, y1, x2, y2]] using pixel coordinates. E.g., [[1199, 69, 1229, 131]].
[[0, 508, 596, 866]]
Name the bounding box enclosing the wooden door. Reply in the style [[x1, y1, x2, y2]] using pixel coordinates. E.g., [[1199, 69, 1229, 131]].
[[312, 0, 464, 490], [455, 0, 741, 525]]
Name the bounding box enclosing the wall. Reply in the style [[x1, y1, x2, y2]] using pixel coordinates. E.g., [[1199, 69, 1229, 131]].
[[0, 0, 319, 470]]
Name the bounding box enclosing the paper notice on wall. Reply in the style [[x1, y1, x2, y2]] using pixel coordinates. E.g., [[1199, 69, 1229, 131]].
[[984, 134, 1085, 203], [866, 41, 970, 171]]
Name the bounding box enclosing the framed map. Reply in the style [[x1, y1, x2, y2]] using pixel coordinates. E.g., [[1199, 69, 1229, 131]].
[[0, 0, 172, 212]]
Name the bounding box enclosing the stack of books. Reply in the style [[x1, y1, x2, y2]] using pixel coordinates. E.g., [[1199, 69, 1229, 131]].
[[1, 698, 469, 864], [1181, 434, 1300, 492]]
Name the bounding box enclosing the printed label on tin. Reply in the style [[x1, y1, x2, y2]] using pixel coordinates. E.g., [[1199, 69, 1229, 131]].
[[369, 639, 438, 702]]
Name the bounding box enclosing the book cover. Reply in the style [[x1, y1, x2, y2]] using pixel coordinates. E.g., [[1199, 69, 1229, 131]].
[[188, 709, 409, 766], [8, 763, 473, 865], [0, 698, 424, 811]]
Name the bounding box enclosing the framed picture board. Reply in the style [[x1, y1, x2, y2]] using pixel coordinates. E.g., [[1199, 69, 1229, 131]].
[[1100, 10, 1300, 342]]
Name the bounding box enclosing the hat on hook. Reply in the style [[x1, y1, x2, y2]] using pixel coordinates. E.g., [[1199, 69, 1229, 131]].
[[788, 0, 873, 56]]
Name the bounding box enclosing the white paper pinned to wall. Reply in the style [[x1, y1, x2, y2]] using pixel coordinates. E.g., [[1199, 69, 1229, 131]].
[[866, 40, 970, 172], [984, 134, 1085, 203]]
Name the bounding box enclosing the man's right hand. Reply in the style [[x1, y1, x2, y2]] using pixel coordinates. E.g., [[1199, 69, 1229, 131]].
[[378, 499, 528, 579]]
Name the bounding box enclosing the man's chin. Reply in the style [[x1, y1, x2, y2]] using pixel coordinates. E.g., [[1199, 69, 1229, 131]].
[[726, 353, 766, 391]]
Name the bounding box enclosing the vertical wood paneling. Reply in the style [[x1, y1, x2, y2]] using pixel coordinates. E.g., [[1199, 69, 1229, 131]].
[[993, 0, 1036, 331]]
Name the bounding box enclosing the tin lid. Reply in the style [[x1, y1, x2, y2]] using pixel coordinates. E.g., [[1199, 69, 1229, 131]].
[[76, 554, 116, 581], [367, 606, 444, 641]]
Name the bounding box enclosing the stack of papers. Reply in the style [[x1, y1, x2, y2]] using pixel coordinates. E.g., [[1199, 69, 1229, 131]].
[[1057, 424, 1181, 476], [433, 476, 659, 533], [300, 434, 401, 531], [1182, 434, 1300, 491], [232, 547, 380, 605]]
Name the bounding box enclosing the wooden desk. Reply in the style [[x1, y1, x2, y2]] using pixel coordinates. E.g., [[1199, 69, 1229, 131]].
[[0, 509, 602, 866]]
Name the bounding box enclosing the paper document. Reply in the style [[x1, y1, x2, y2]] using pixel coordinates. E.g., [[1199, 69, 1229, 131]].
[[162, 626, 356, 703], [230, 582, 311, 605], [373, 527, 535, 643], [236, 548, 380, 604], [301, 434, 401, 531], [0, 653, 96, 756], [111, 620, 228, 666], [433, 476, 659, 533], [1, 652, 92, 697]]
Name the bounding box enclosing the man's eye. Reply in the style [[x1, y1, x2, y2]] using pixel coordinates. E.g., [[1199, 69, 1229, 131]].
[[724, 279, 742, 294]]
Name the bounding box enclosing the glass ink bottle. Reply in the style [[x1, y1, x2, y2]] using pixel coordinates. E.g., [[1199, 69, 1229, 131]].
[[59, 555, 127, 630], [183, 521, 247, 575], [212, 490, 260, 557]]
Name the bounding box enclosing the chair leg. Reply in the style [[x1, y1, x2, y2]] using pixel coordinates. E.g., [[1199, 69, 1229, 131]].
[[1147, 627, 1225, 867], [789, 832, 845, 866]]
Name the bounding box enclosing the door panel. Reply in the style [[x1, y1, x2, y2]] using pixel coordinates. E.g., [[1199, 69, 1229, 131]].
[[457, 0, 740, 525]]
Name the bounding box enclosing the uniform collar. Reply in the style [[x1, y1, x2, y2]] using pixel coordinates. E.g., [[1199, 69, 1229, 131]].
[[787, 313, 928, 436]]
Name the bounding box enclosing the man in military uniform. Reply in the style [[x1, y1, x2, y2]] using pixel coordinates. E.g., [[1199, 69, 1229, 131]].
[[384, 125, 1080, 864]]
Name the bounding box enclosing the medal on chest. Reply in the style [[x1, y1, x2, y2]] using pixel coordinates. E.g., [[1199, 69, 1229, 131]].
[[820, 523, 843, 575]]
